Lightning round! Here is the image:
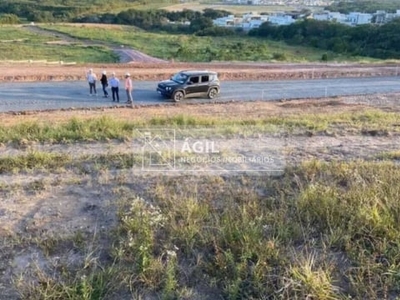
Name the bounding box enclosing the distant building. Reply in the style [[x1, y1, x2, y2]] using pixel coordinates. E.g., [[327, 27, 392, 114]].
[[347, 12, 373, 25], [212, 7, 400, 29], [213, 12, 294, 29], [313, 11, 347, 23], [222, 0, 334, 4], [268, 14, 296, 25], [212, 15, 243, 27], [242, 19, 267, 29], [374, 9, 400, 24]]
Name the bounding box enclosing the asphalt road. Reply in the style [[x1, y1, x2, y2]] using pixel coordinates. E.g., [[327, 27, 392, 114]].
[[0, 76, 399, 112]]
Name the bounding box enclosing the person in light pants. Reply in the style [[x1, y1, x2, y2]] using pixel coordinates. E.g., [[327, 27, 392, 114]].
[[125, 73, 133, 104], [86, 68, 97, 96]]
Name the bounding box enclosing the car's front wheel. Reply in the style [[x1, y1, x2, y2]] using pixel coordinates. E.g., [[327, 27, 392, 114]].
[[207, 88, 218, 99], [173, 90, 184, 102]]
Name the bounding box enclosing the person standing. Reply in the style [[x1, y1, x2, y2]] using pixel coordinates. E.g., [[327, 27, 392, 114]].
[[109, 72, 120, 102], [86, 68, 97, 96], [125, 73, 133, 104], [100, 70, 109, 98]]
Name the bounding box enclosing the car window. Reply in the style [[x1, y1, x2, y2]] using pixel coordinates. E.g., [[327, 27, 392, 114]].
[[190, 76, 199, 84], [171, 73, 188, 84], [201, 75, 209, 83]]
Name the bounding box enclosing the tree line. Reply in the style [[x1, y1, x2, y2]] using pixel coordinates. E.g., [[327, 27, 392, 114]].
[[0, 0, 180, 22], [248, 18, 400, 59], [74, 8, 235, 36]]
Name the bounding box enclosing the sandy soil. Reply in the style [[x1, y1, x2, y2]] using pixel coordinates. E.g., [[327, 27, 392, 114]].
[[0, 62, 398, 82]]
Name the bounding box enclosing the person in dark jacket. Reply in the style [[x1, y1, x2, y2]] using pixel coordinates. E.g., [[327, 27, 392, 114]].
[[100, 70, 109, 98]]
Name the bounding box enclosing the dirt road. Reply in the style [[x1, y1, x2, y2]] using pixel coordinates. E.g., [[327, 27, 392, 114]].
[[0, 76, 399, 112]]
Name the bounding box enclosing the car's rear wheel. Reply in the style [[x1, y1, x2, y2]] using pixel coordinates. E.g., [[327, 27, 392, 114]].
[[207, 88, 218, 99], [173, 90, 184, 102]]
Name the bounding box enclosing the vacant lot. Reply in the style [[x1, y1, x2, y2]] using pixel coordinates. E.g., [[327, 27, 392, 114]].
[[162, 3, 298, 13], [0, 24, 388, 64], [1, 93, 400, 299]]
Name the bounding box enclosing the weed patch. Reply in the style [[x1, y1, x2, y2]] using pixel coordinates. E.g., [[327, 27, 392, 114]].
[[0, 109, 399, 144]]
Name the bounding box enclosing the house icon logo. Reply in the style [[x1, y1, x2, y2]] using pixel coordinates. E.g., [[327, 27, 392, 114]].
[[136, 129, 176, 171]]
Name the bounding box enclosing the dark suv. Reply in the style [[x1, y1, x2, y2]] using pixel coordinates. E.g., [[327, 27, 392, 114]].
[[157, 70, 220, 102]]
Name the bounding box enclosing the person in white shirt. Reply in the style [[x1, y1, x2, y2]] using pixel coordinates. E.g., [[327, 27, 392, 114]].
[[86, 68, 97, 96], [109, 72, 120, 102], [125, 73, 133, 104]]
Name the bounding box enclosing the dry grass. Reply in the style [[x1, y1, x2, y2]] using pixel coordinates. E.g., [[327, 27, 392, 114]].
[[5, 160, 400, 299], [1, 93, 400, 299], [0, 96, 383, 127]]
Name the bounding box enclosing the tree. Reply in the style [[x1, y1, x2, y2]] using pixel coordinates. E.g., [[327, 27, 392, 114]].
[[189, 17, 213, 33], [0, 14, 20, 24], [202, 8, 230, 20]]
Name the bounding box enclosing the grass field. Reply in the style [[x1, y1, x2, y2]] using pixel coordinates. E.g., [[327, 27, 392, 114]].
[[95, 1, 183, 14], [94, 0, 314, 14], [0, 25, 117, 63], [162, 2, 299, 14], [38, 24, 380, 63], [1, 97, 400, 299], [0, 107, 398, 144], [0, 23, 384, 63]]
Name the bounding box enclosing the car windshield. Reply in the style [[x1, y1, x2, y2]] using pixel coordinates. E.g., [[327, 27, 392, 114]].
[[171, 73, 188, 84]]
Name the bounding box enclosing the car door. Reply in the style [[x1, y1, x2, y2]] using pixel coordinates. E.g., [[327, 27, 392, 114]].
[[185, 76, 202, 96], [200, 75, 211, 94]]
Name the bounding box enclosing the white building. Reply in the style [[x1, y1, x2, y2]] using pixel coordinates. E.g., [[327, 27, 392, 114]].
[[268, 15, 296, 25], [213, 15, 243, 27], [347, 12, 373, 25], [213, 12, 294, 29], [312, 9, 400, 26], [313, 11, 347, 23], [242, 19, 268, 29], [242, 12, 269, 23], [376, 9, 400, 24], [312, 12, 329, 21], [374, 10, 387, 24], [213, 8, 400, 28], [240, 12, 269, 29]]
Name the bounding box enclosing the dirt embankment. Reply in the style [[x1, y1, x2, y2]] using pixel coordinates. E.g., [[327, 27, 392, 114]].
[[0, 62, 398, 82]]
